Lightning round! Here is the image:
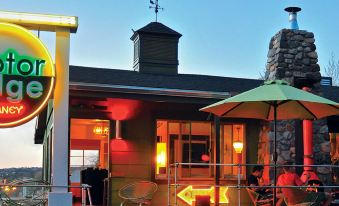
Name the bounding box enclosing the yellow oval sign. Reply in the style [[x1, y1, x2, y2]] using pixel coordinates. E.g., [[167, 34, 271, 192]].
[[0, 22, 55, 128]]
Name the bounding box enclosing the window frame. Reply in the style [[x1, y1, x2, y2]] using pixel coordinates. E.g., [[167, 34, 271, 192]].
[[70, 149, 100, 169], [155, 120, 213, 180], [220, 123, 247, 180], [155, 119, 247, 180]]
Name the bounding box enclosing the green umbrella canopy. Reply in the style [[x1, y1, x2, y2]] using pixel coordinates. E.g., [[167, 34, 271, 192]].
[[200, 80, 339, 120], [201, 80, 339, 205]]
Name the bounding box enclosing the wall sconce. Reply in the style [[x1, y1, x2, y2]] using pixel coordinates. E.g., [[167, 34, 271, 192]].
[[233, 126, 243, 154], [115, 120, 122, 139], [156, 142, 167, 174]]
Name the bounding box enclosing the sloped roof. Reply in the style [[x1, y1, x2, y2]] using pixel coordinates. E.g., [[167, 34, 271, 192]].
[[69, 66, 339, 102], [35, 66, 339, 144], [131, 22, 182, 39], [69, 66, 262, 94]]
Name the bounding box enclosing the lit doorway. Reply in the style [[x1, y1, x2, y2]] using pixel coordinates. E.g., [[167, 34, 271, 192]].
[[69, 118, 109, 205]]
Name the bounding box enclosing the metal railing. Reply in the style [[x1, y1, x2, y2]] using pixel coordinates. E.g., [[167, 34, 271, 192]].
[[167, 163, 339, 206], [0, 183, 92, 206]]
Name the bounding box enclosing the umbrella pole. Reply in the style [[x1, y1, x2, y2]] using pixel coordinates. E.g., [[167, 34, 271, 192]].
[[214, 115, 221, 206], [273, 103, 277, 206]]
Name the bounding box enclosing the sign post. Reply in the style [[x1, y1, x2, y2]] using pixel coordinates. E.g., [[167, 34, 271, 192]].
[[48, 27, 72, 205]]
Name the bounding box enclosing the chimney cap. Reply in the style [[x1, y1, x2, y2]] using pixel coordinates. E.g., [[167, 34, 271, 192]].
[[284, 7, 301, 13]]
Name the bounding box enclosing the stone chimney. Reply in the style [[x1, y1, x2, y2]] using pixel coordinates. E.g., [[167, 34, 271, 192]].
[[131, 22, 182, 75], [259, 7, 331, 184], [266, 29, 321, 91]]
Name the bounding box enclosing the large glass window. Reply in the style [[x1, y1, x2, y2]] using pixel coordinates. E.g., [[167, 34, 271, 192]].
[[156, 120, 246, 179], [156, 121, 212, 179], [181, 122, 212, 178]]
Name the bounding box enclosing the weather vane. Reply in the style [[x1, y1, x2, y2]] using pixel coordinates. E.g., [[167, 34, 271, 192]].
[[149, 0, 164, 22]]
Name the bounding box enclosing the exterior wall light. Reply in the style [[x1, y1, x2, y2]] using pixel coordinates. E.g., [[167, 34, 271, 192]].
[[115, 120, 122, 139]]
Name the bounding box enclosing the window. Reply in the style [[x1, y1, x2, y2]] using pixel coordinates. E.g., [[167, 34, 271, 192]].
[[70, 150, 99, 167], [221, 124, 246, 178], [156, 120, 246, 179], [156, 121, 212, 179], [70, 149, 99, 182]]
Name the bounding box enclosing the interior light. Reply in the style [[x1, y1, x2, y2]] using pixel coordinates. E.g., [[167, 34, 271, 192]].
[[156, 142, 167, 174], [233, 126, 243, 153], [4, 186, 10, 192], [103, 127, 109, 135], [233, 141, 244, 154], [93, 125, 109, 136], [93, 126, 103, 135]]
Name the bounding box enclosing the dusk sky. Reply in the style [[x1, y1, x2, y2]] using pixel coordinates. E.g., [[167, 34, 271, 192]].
[[1, 0, 339, 168]]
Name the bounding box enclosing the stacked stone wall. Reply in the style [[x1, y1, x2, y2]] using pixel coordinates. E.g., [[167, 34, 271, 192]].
[[266, 29, 321, 90]]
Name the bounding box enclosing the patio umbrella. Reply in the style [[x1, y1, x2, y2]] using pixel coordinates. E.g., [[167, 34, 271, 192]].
[[200, 80, 339, 205]]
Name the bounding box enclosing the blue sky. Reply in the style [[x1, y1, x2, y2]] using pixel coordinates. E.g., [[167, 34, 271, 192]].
[[1, 0, 339, 168]]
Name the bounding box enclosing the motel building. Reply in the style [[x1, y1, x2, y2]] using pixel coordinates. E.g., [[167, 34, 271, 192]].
[[34, 13, 339, 206], [0, 8, 338, 206]]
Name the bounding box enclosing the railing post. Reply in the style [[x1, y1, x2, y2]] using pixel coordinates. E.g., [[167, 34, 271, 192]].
[[237, 163, 241, 206], [174, 162, 178, 206], [168, 166, 171, 206]]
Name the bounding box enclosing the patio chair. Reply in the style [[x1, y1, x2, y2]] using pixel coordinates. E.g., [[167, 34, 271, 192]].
[[118, 181, 158, 206], [281, 188, 317, 206], [246, 188, 273, 206]]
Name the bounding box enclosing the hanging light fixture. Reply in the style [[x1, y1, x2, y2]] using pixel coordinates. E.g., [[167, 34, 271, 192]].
[[93, 125, 109, 136], [233, 126, 243, 154], [93, 125, 103, 135], [103, 127, 109, 136]]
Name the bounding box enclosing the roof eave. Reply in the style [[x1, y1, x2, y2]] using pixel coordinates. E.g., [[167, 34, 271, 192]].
[[69, 81, 229, 100]]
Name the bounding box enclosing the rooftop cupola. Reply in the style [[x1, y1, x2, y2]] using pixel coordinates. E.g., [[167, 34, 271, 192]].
[[131, 22, 182, 75]]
